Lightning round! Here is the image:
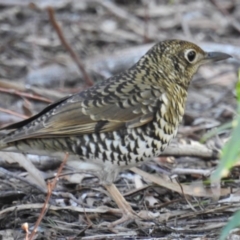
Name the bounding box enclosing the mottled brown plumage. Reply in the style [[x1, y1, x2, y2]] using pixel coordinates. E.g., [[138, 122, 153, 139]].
[[0, 40, 231, 225]]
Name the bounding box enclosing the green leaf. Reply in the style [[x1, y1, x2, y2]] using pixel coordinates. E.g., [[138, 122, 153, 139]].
[[211, 116, 240, 181], [200, 121, 232, 143], [216, 70, 240, 240], [219, 210, 240, 240], [211, 69, 240, 181]]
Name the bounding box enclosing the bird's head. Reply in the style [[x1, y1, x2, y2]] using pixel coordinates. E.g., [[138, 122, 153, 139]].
[[145, 40, 231, 89]]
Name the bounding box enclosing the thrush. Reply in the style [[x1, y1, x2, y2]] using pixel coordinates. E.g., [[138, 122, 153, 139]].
[[0, 40, 231, 226]]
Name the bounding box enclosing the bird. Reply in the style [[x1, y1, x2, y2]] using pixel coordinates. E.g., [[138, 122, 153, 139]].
[[0, 40, 231, 226]]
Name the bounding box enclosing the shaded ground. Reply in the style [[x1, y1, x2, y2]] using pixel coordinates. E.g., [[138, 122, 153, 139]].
[[0, 0, 239, 239]]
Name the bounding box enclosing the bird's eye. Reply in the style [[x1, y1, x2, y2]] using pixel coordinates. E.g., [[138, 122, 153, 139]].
[[186, 50, 196, 62]]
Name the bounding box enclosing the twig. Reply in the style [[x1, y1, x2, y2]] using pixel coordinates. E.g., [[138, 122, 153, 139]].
[[209, 0, 230, 16], [0, 203, 121, 216], [0, 79, 66, 101], [0, 107, 28, 119], [29, 152, 69, 240], [210, 0, 240, 33], [162, 141, 219, 159], [172, 168, 213, 177], [47, 7, 94, 87], [0, 87, 52, 103]]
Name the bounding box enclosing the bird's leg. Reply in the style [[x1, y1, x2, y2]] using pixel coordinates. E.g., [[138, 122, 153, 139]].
[[104, 183, 136, 226], [100, 167, 138, 226]]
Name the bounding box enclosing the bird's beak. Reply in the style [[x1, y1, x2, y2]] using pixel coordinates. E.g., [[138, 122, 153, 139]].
[[203, 51, 232, 63]]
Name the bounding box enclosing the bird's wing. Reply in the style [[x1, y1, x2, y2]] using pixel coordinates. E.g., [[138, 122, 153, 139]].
[[1, 76, 161, 143]]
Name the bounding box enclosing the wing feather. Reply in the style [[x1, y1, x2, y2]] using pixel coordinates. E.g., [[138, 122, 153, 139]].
[[1, 75, 161, 144]]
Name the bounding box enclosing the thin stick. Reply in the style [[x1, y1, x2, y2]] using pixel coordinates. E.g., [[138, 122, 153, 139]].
[[29, 152, 69, 240], [0, 87, 52, 103], [210, 0, 240, 33], [0, 107, 28, 119], [47, 7, 94, 87]]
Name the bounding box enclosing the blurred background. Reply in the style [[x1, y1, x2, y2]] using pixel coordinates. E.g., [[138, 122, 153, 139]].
[[0, 0, 239, 239]]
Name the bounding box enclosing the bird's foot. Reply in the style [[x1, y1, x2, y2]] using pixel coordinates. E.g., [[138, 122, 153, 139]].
[[95, 182, 136, 228], [109, 207, 138, 227], [100, 183, 157, 228], [98, 209, 156, 230], [97, 208, 138, 229]]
